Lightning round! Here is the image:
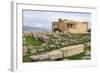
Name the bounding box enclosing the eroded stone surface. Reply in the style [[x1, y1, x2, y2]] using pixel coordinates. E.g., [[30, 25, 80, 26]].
[[49, 50, 63, 60], [60, 44, 84, 57]]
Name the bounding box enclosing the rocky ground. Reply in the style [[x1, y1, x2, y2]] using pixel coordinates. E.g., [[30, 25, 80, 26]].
[[23, 32, 91, 62]]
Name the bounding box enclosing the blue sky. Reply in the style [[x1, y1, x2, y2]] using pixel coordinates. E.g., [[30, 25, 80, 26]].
[[23, 10, 91, 31]]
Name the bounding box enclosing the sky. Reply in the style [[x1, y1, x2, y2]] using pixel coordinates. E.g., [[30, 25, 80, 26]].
[[23, 10, 91, 31]]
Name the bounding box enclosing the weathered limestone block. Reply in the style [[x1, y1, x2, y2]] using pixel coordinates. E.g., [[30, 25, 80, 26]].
[[31, 49, 37, 54], [85, 50, 91, 56], [23, 46, 28, 56], [30, 55, 42, 61], [49, 50, 63, 60], [82, 55, 91, 59], [38, 48, 45, 52], [84, 42, 91, 48], [30, 53, 50, 61], [40, 53, 49, 61], [60, 44, 84, 57]]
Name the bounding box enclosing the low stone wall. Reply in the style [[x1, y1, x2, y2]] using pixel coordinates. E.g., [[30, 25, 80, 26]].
[[30, 44, 84, 61]]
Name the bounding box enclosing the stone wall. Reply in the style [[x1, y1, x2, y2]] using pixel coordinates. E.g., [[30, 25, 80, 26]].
[[30, 44, 84, 61]]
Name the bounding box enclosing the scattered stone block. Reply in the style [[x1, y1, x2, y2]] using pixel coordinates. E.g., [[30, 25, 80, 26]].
[[84, 42, 91, 48], [38, 48, 45, 52], [30, 55, 42, 61], [85, 50, 91, 56], [31, 49, 37, 54], [23, 46, 28, 56], [40, 53, 49, 61], [49, 50, 63, 60], [82, 56, 91, 59]]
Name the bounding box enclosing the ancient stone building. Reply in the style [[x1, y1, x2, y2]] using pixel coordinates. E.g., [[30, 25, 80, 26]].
[[52, 19, 88, 33]]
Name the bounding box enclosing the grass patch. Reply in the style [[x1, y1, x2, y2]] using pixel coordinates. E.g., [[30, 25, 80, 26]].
[[66, 53, 84, 60], [23, 55, 31, 62], [24, 36, 44, 46]]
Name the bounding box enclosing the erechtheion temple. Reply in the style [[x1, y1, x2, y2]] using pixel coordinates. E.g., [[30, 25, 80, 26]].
[[52, 19, 88, 33]]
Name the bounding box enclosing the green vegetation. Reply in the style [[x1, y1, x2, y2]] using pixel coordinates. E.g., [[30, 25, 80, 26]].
[[66, 53, 84, 60], [23, 55, 32, 62], [24, 36, 44, 46]]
